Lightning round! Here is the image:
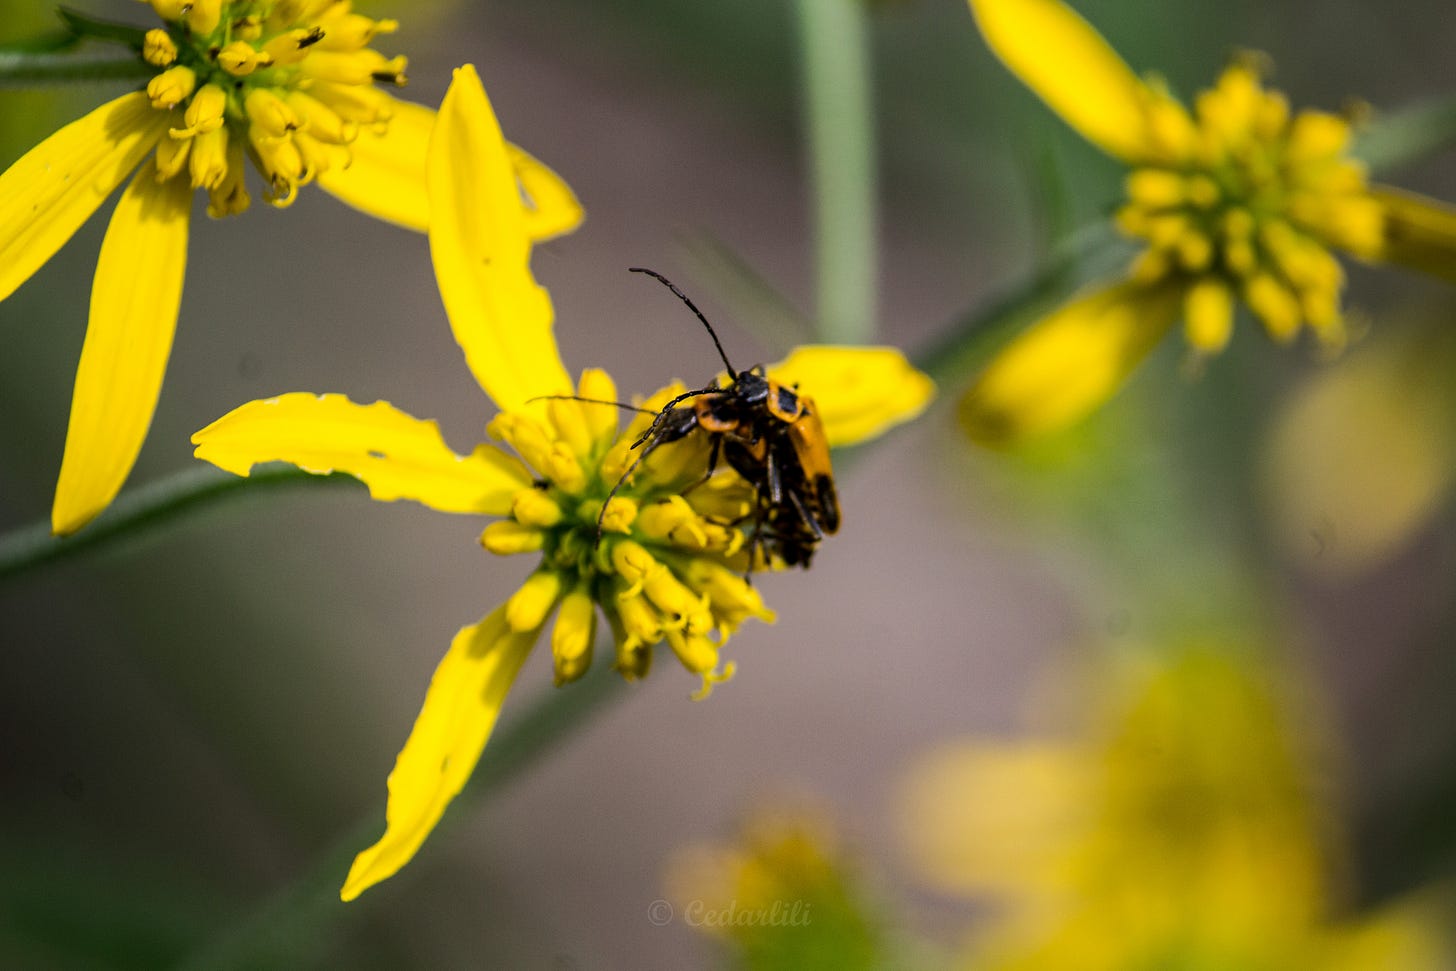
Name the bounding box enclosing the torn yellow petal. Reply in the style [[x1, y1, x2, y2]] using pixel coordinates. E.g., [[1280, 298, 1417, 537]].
[[192, 393, 532, 515], [1370, 186, 1456, 284], [51, 159, 192, 536], [960, 278, 1183, 446], [317, 94, 432, 232], [764, 345, 935, 448], [428, 65, 571, 412], [507, 143, 584, 242], [340, 605, 538, 901], [967, 0, 1155, 162], [0, 93, 168, 303]]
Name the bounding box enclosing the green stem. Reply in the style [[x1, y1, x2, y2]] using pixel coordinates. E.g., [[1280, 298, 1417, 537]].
[[796, 0, 878, 343], [1356, 95, 1456, 176], [912, 222, 1122, 388], [175, 664, 628, 971], [0, 49, 151, 87], [0, 466, 357, 582]]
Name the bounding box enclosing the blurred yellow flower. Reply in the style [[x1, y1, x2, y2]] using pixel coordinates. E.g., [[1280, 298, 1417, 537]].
[[960, 0, 1456, 445], [898, 647, 1451, 969], [0, 0, 582, 535], [665, 803, 886, 970], [192, 65, 934, 900]]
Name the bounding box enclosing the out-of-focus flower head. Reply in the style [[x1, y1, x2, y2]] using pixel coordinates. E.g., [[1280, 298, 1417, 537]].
[[959, 0, 1456, 446], [665, 802, 888, 970], [898, 645, 1452, 969]]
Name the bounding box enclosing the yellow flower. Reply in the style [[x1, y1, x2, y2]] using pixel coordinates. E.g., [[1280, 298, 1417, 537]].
[[191, 65, 934, 901], [0, 1, 583, 535], [665, 803, 886, 967], [960, 0, 1456, 445], [898, 647, 1451, 969]]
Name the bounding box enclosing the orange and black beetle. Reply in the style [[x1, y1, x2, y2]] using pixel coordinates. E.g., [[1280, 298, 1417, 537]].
[[600, 268, 840, 568]]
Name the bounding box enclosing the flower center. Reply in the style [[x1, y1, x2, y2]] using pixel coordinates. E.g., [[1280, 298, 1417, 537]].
[[481, 373, 776, 695], [140, 0, 405, 213], [1114, 62, 1384, 351]]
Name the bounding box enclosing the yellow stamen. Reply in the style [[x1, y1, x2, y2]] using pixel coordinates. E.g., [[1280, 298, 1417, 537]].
[[511, 488, 563, 529], [244, 88, 300, 139], [147, 65, 196, 110], [186, 0, 223, 36], [505, 571, 563, 633], [188, 127, 229, 191], [206, 139, 250, 217], [551, 587, 596, 686], [480, 521, 545, 555], [142, 29, 177, 67], [216, 40, 272, 77], [170, 83, 226, 138]]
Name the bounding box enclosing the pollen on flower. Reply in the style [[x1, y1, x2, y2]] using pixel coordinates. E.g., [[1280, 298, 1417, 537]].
[[136, 0, 407, 215], [1115, 59, 1384, 355], [484, 370, 778, 697]]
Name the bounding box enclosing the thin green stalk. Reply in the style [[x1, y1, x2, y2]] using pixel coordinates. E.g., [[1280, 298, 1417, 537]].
[[912, 222, 1123, 389], [0, 466, 356, 582], [796, 0, 878, 343], [175, 665, 628, 971], [1356, 95, 1456, 176], [0, 49, 150, 86]]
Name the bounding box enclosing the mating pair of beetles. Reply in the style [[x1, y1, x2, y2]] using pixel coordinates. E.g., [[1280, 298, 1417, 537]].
[[544, 267, 840, 569]]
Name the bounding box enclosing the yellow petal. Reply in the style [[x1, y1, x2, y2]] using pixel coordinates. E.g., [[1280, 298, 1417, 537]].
[[967, 0, 1156, 162], [0, 92, 167, 303], [429, 65, 571, 412], [960, 278, 1183, 446], [51, 159, 191, 536], [1370, 185, 1456, 284], [764, 345, 936, 448], [1261, 330, 1456, 577], [316, 94, 433, 232], [192, 393, 532, 515], [340, 605, 539, 901], [507, 142, 584, 242], [316, 92, 583, 241]]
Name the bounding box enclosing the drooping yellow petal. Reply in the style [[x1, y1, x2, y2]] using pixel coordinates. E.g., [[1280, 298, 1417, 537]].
[[316, 94, 433, 231], [192, 393, 532, 515], [317, 93, 584, 241], [428, 65, 571, 412], [765, 345, 936, 448], [960, 278, 1183, 446], [340, 605, 539, 901], [51, 160, 192, 536], [0, 92, 168, 303], [508, 143, 584, 242], [1370, 186, 1456, 284], [967, 0, 1156, 162]]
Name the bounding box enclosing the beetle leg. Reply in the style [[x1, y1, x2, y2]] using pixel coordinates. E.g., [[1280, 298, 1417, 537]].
[[597, 434, 664, 543], [787, 488, 824, 541], [631, 386, 717, 449], [680, 434, 722, 497]]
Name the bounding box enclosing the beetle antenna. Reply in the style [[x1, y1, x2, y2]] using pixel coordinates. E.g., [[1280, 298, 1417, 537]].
[[629, 267, 738, 380], [525, 394, 657, 415]]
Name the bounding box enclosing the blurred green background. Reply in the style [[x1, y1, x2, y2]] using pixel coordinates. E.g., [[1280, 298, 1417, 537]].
[[2, 0, 1456, 967]]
